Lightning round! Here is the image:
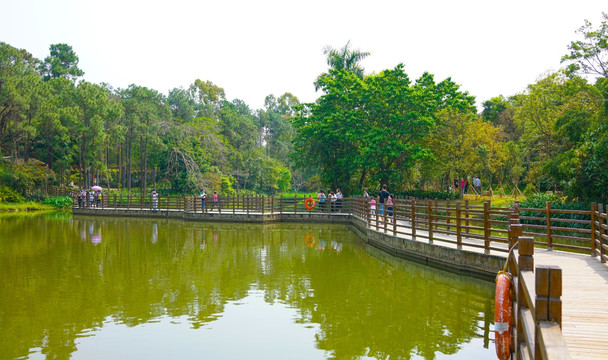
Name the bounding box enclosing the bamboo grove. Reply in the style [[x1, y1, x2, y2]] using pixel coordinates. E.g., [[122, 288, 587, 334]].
[[2, 13, 608, 203]]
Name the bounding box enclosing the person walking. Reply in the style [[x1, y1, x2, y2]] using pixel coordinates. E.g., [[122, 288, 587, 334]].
[[377, 184, 390, 216], [336, 188, 343, 212]]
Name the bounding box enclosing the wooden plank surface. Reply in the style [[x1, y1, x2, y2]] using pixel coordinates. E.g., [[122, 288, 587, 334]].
[[534, 250, 608, 360]]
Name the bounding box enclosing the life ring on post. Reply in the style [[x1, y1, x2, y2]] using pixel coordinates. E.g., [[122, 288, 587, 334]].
[[494, 271, 512, 360], [304, 198, 316, 210], [304, 234, 316, 247]]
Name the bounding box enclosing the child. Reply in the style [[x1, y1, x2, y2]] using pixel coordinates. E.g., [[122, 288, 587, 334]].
[[370, 198, 376, 216]]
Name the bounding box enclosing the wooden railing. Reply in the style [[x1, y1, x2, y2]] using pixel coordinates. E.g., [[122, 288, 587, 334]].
[[507, 212, 571, 360], [69, 192, 608, 259]]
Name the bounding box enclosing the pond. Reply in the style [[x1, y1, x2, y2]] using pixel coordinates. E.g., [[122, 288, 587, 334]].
[[0, 213, 496, 359]]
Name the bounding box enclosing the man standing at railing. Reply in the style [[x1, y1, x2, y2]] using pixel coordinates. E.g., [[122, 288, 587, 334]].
[[378, 184, 390, 216]]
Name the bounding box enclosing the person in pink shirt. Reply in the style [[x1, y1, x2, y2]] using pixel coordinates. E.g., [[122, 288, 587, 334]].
[[211, 191, 219, 211]]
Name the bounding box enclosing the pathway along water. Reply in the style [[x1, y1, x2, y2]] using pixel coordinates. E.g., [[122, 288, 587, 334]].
[[0, 213, 496, 359]]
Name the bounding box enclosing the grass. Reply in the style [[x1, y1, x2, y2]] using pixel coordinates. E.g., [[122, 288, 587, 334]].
[[463, 194, 520, 208], [0, 201, 57, 212]]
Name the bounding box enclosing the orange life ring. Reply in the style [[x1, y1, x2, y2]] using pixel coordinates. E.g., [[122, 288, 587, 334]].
[[494, 271, 512, 360], [304, 234, 316, 247], [304, 198, 315, 210]]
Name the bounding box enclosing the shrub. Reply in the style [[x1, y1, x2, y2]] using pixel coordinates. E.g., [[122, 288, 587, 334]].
[[396, 190, 459, 200], [519, 193, 590, 230], [42, 196, 73, 209], [0, 186, 25, 203]]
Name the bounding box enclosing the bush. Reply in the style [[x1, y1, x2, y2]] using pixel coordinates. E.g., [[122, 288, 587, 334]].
[[42, 196, 73, 209], [519, 193, 590, 230], [25, 190, 47, 202], [396, 190, 459, 200], [0, 186, 25, 203]]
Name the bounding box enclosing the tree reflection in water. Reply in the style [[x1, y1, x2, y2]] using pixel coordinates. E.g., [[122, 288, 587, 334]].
[[0, 214, 495, 359]]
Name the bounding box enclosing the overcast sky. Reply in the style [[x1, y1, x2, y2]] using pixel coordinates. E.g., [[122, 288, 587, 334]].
[[2, 0, 606, 110]]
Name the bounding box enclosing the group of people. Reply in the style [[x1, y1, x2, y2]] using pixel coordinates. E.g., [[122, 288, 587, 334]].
[[317, 189, 344, 212], [450, 176, 482, 195], [77, 189, 101, 208], [199, 189, 219, 212], [365, 184, 395, 219]]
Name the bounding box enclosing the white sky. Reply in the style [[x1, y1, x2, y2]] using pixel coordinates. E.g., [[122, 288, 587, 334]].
[[2, 0, 606, 111]]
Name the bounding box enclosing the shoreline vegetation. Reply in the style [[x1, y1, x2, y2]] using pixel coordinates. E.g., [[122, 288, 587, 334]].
[[0, 202, 57, 213]]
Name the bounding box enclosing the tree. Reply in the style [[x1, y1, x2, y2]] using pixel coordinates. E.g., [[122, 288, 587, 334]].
[[315, 41, 370, 90], [293, 64, 475, 193], [119, 85, 170, 191], [40, 44, 84, 82], [513, 73, 601, 188], [0, 43, 41, 156]]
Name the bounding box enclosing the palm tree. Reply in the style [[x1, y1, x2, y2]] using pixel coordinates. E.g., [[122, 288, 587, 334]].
[[315, 41, 370, 90]]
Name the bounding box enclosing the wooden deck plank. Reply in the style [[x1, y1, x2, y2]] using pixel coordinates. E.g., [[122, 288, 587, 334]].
[[534, 250, 608, 360]]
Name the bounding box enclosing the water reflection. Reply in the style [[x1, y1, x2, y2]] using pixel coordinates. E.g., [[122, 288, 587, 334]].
[[0, 215, 495, 359]]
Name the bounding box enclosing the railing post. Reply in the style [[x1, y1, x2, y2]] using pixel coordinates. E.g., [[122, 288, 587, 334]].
[[456, 201, 462, 249], [591, 202, 597, 256], [427, 200, 433, 241], [600, 204, 606, 264], [546, 201, 552, 251], [411, 200, 416, 239], [464, 199, 470, 234], [434, 198, 439, 230], [535, 266, 563, 359], [392, 199, 397, 236], [519, 236, 535, 272], [517, 236, 534, 358], [366, 198, 371, 228], [447, 200, 451, 232], [483, 201, 490, 253]]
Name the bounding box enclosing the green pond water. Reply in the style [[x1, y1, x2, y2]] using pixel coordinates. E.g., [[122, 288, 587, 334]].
[[0, 213, 496, 360]]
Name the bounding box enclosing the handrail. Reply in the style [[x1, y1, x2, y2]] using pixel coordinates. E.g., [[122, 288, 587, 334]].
[[508, 210, 572, 360], [64, 189, 608, 259]]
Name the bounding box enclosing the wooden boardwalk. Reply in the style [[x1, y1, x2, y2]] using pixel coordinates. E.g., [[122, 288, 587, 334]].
[[535, 250, 608, 360]]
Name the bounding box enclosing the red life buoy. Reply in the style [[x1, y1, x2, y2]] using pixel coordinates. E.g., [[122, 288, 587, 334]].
[[304, 234, 316, 247], [304, 198, 315, 210], [495, 271, 512, 360]]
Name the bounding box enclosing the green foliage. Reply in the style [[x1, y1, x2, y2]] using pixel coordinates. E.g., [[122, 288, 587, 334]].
[[42, 196, 73, 208], [522, 183, 538, 197], [396, 190, 459, 201], [0, 160, 49, 195], [519, 193, 590, 230], [293, 62, 475, 194], [40, 43, 84, 81], [561, 12, 608, 78], [0, 185, 25, 203]]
